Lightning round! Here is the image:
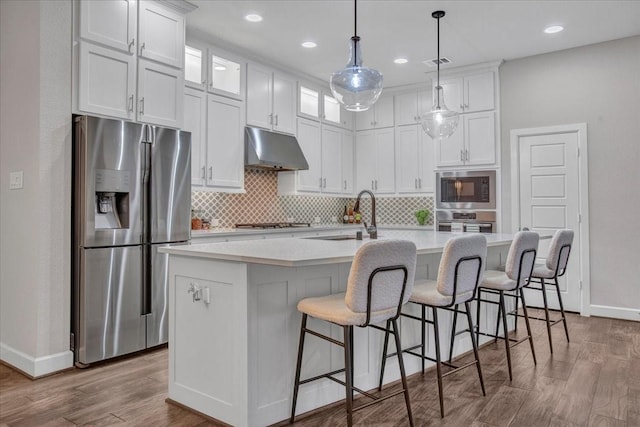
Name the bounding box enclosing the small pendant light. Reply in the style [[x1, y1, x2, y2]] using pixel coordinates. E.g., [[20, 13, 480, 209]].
[[329, 0, 383, 112], [421, 10, 459, 139]]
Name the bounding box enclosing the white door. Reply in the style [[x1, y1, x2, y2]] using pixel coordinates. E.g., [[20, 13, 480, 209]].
[[515, 128, 587, 312]]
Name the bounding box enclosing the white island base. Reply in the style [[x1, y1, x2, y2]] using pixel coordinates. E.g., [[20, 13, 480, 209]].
[[163, 231, 514, 427]]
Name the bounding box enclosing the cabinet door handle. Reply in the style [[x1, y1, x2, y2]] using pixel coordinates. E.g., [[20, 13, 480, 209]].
[[208, 167, 213, 180], [460, 149, 464, 161], [128, 95, 134, 112], [139, 42, 145, 55], [201, 166, 206, 179], [128, 38, 135, 54], [275, 114, 278, 126], [139, 97, 144, 115]]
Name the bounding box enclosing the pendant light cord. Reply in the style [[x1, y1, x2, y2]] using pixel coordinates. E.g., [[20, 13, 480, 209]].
[[436, 13, 440, 88]]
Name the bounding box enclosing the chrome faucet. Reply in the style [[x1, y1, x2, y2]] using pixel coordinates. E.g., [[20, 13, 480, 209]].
[[354, 189, 377, 239]]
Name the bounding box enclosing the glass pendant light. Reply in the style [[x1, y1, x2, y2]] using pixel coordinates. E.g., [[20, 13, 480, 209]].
[[421, 10, 459, 139], [330, 0, 383, 112]]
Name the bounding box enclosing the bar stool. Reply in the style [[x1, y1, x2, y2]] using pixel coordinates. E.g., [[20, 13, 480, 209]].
[[525, 229, 574, 353], [476, 231, 539, 381], [379, 234, 487, 418], [290, 240, 417, 427]]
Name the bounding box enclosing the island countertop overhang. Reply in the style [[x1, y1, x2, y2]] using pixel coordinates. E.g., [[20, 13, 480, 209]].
[[159, 230, 529, 267]]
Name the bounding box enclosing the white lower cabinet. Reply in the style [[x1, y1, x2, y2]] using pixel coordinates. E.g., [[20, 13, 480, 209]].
[[395, 125, 435, 194], [355, 128, 395, 194], [436, 111, 496, 167], [184, 89, 245, 191]]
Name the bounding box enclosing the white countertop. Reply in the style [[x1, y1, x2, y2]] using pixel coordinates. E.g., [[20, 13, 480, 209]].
[[161, 230, 520, 267], [189, 223, 433, 239]]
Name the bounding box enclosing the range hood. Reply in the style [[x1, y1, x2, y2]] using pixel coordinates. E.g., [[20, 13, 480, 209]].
[[244, 126, 309, 171]]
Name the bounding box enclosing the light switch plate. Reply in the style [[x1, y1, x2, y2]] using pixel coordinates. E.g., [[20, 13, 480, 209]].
[[9, 171, 23, 190]]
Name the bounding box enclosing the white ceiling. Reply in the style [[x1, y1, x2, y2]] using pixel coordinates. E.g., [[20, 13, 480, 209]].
[[186, 1, 640, 88]]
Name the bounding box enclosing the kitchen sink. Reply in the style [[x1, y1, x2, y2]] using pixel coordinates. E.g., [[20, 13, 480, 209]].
[[303, 235, 357, 241]]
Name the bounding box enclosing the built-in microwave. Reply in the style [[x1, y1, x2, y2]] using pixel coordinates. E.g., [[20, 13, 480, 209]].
[[436, 170, 496, 210]]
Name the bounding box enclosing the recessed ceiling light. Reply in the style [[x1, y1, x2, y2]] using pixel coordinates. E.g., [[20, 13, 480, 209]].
[[301, 41, 317, 49], [544, 25, 564, 34], [394, 58, 408, 64], [245, 13, 263, 23]]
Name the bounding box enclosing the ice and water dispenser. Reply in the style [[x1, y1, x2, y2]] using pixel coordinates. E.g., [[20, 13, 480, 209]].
[[94, 169, 130, 229]]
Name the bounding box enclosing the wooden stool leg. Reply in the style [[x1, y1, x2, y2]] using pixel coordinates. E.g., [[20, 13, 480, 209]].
[[290, 314, 308, 423], [432, 307, 444, 418], [392, 318, 414, 427], [465, 301, 486, 396], [540, 278, 554, 353]]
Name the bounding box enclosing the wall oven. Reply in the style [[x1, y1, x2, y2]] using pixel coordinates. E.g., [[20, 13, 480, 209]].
[[436, 170, 496, 210]]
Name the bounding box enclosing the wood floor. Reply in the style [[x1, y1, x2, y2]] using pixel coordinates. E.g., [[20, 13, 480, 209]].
[[1, 311, 638, 426]]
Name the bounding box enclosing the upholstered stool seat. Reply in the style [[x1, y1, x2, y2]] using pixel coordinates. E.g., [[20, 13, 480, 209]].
[[476, 231, 539, 381], [291, 240, 417, 427], [379, 234, 487, 418]]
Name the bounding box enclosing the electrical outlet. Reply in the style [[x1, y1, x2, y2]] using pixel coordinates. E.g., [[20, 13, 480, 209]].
[[9, 171, 23, 190]]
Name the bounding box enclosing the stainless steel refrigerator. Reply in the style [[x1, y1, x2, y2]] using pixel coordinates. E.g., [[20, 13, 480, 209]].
[[72, 115, 191, 366]]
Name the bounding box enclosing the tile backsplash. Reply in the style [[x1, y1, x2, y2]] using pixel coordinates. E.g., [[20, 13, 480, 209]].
[[191, 168, 434, 228]]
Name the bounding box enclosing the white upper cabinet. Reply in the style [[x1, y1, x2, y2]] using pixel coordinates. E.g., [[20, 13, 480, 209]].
[[184, 43, 206, 90], [79, 0, 136, 54], [183, 87, 207, 186], [395, 91, 431, 126], [395, 125, 435, 194], [436, 111, 495, 167], [78, 42, 136, 120], [247, 63, 296, 135], [206, 95, 244, 189], [355, 128, 395, 194], [341, 129, 354, 194], [138, 0, 184, 68], [439, 71, 495, 114], [355, 95, 394, 130], [137, 58, 183, 128]]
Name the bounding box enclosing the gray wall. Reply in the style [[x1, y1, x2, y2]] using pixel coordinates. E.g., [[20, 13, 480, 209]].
[[500, 36, 640, 311]]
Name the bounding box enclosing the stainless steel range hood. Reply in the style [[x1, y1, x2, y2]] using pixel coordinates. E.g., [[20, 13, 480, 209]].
[[244, 126, 309, 171]]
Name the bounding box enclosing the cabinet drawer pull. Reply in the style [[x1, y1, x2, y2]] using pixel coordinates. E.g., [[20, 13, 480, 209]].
[[139, 97, 144, 115]]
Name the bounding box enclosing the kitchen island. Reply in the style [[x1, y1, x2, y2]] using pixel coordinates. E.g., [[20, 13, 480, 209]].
[[160, 230, 517, 427]]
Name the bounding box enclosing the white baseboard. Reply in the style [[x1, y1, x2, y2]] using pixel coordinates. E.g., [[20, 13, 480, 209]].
[[0, 342, 73, 378], [589, 304, 640, 322]]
